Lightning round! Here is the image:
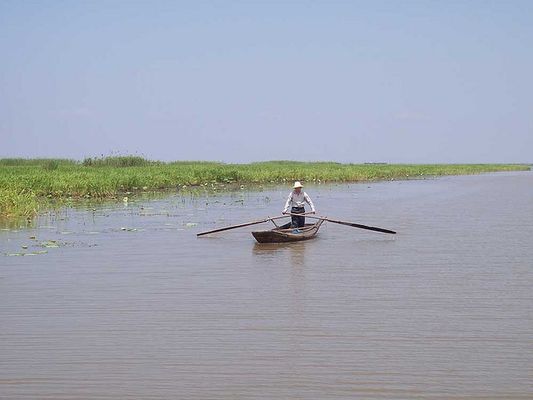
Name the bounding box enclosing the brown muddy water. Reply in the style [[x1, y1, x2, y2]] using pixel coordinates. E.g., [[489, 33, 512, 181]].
[[1, 172, 532, 399]]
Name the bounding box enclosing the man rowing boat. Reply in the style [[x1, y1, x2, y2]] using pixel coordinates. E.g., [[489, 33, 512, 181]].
[[282, 181, 316, 228]]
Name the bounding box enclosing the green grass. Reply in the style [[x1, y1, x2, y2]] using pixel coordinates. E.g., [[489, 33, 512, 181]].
[[0, 188, 39, 218], [0, 158, 77, 167], [0, 157, 529, 218], [82, 155, 161, 167]]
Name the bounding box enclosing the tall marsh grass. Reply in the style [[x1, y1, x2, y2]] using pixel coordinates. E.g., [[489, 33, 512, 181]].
[[82, 156, 160, 167], [0, 188, 38, 218], [0, 158, 77, 166], [0, 157, 529, 217]]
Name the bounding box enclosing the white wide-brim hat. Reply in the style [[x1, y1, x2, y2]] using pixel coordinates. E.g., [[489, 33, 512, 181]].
[[293, 181, 303, 189]]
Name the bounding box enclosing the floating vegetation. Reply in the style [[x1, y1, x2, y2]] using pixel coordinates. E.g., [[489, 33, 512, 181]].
[[0, 157, 529, 218], [4, 250, 48, 257], [41, 240, 59, 248]]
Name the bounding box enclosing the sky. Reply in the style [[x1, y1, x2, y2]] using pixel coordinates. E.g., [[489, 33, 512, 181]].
[[0, 0, 532, 163]]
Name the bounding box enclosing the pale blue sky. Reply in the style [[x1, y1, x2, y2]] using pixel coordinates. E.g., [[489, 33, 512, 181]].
[[1, 1, 532, 163]]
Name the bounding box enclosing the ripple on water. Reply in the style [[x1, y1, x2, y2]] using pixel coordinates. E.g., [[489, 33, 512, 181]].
[[1, 172, 532, 399]]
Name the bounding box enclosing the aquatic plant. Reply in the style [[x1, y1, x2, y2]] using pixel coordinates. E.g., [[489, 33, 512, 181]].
[[82, 156, 160, 167], [0, 188, 38, 218], [0, 158, 529, 218], [0, 158, 77, 166], [42, 160, 60, 171]]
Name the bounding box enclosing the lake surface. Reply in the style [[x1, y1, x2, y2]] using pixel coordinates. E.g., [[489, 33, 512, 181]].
[[1, 172, 532, 399]]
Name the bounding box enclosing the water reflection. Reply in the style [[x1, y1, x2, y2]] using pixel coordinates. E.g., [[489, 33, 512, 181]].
[[252, 241, 307, 268]]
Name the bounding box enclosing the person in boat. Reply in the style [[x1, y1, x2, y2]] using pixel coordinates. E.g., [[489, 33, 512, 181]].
[[281, 181, 316, 228]]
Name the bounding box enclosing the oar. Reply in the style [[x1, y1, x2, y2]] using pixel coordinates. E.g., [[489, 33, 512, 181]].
[[288, 213, 396, 234], [197, 215, 289, 237]]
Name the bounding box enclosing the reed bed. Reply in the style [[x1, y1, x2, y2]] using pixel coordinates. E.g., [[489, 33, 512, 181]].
[[0, 157, 529, 218]]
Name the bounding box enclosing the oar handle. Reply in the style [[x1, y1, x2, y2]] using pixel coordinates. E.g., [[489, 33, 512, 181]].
[[286, 212, 317, 217]]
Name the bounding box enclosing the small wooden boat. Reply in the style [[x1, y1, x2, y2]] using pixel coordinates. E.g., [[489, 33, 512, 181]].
[[252, 219, 324, 243], [197, 214, 395, 240]]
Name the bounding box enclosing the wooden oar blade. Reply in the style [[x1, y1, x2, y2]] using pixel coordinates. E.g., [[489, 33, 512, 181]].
[[197, 220, 265, 236], [329, 219, 396, 234], [291, 213, 396, 234], [197, 215, 288, 237]]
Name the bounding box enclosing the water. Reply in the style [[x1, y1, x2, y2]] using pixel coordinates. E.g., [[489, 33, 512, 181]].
[[1, 172, 532, 399]]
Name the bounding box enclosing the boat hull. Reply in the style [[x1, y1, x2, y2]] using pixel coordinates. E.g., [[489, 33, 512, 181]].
[[252, 220, 324, 243]]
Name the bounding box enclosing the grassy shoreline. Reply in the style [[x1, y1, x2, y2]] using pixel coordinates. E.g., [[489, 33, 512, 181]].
[[0, 157, 530, 218]]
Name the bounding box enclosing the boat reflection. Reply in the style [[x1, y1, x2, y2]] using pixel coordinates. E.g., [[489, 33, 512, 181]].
[[252, 241, 308, 267]]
